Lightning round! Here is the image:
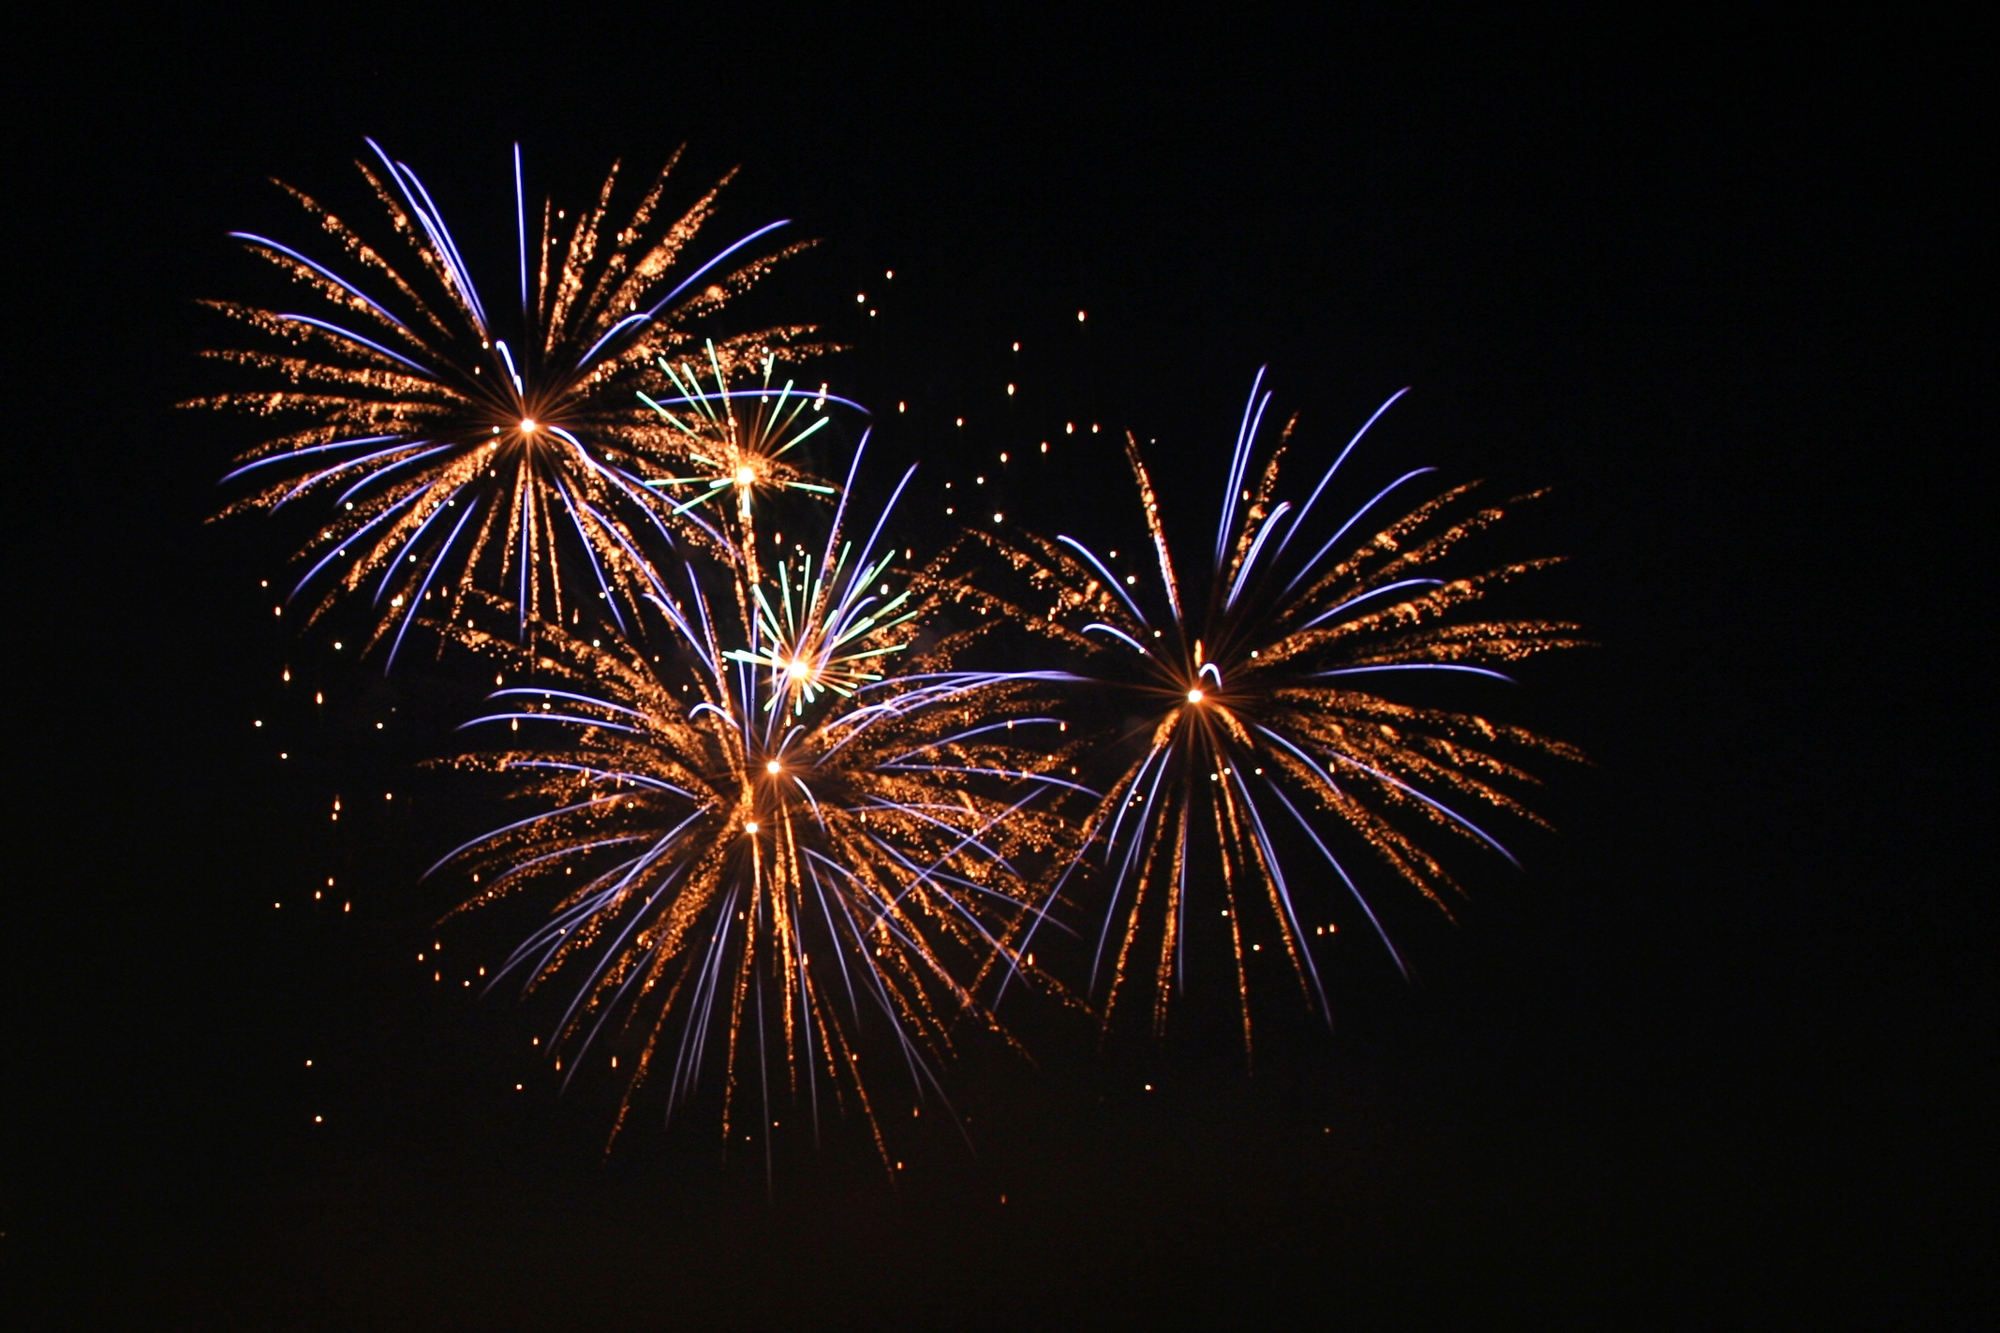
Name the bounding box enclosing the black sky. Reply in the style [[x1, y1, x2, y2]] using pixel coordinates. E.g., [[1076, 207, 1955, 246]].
[[5, 10, 1986, 1328]]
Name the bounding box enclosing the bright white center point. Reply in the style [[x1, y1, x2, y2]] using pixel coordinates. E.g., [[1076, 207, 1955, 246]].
[[1187, 689, 1204, 703], [787, 659, 810, 679], [519, 418, 537, 433], [765, 760, 782, 774], [744, 821, 760, 834], [735, 465, 757, 486]]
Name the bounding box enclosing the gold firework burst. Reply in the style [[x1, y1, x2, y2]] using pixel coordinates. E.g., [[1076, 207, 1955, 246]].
[[964, 373, 1587, 1050], [191, 139, 829, 665], [435, 477, 1078, 1160]]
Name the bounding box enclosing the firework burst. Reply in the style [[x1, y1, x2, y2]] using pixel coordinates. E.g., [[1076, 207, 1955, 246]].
[[969, 371, 1587, 1050], [435, 453, 1082, 1162], [635, 345, 860, 575], [192, 140, 828, 664]]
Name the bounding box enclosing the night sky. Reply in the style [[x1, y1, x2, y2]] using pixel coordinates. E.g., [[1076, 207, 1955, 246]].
[[8, 12, 1983, 1328]]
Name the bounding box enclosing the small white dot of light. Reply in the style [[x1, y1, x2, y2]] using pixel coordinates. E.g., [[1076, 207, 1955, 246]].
[[945, 507, 954, 515], [1006, 385, 1015, 396], [344, 502, 353, 510], [342, 902, 349, 912], [1144, 1084, 1152, 1091], [898, 401, 906, 412], [516, 1084, 523, 1091], [766, 760, 782, 773], [254, 720, 263, 727], [856, 293, 865, 303], [956, 417, 964, 427], [279, 753, 287, 760], [1040, 442, 1049, 453], [1092, 424, 1100, 433], [976, 476, 985, 484], [1188, 689, 1204, 702], [314, 1115, 322, 1123], [886, 269, 894, 279], [274, 606, 282, 617], [994, 513, 1004, 523], [591, 639, 600, 647], [1125, 576, 1135, 585], [273, 902, 281, 909], [879, 584, 889, 594], [1254, 944, 1262, 951], [333, 642, 342, 650], [1077, 310, 1086, 321], [745, 822, 760, 834], [314, 890, 321, 900], [305, 1059, 312, 1067]]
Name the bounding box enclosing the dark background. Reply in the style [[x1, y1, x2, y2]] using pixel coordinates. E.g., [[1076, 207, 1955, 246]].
[[5, 9, 1986, 1328]]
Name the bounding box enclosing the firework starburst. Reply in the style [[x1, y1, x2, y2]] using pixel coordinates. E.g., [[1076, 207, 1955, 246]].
[[193, 140, 826, 663], [435, 456, 1080, 1161], [972, 371, 1587, 1049], [635, 346, 860, 563]]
